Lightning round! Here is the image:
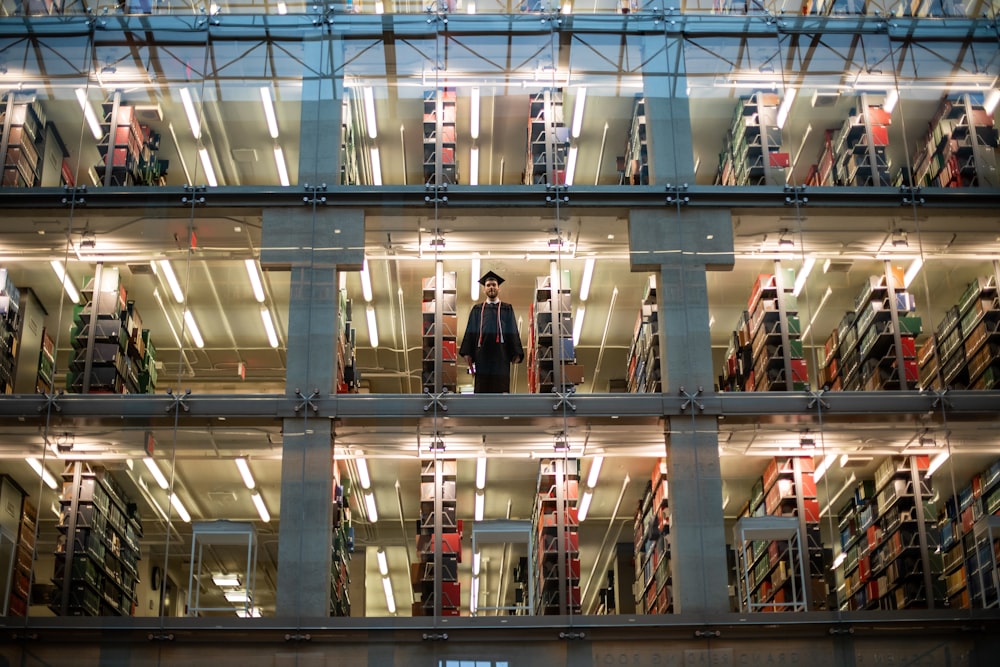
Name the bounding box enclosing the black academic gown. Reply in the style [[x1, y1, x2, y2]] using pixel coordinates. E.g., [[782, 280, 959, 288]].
[[459, 301, 524, 393]]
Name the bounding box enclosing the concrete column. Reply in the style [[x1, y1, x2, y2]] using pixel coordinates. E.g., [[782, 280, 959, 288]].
[[629, 208, 733, 615], [641, 34, 694, 185], [261, 207, 364, 618], [298, 38, 344, 185]]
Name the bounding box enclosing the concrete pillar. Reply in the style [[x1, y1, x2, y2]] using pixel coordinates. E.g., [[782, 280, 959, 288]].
[[261, 207, 364, 618], [298, 38, 344, 186], [629, 208, 733, 615], [642, 34, 694, 185]]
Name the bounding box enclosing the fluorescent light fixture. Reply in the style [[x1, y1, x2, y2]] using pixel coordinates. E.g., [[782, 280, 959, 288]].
[[356, 457, 372, 490], [183, 309, 205, 348], [260, 306, 279, 348], [475, 455, 487, 490], [926, 451, 950, 477], [792, 256, 815, 297], [212, 573, 241, 587], [801, 285, 833, 340], [814, 453, 837, 482], [474, 490, 484, 521], [143, 457, 170, 490], [260, 87, 279, 139], [381, 575, 396, 614], [273, 147, 290, 187], [884, 89, 899, 114], [75, 89, 103, 140], [577, 489, 593, 521], [251, 492, 270, 522], [472, 550, 481, 576], [157, 259, 185, 303], [363, 86, 378, 139], [169, 493, 192, 523], [180, 88, 201, 140], [276, 1, 287, 13], [469, 147, 479, 186], [776, 87, 797, 129], [469, 575, 479, 614], [376, 548, 389, 576], [904, 257, 923, 288], [571, 87, 587, 139], [572, 306, 585, 346], [471, 255, 481, 300], [224, 590, 250, 603], [374, 0, 384, 11], [235, 607, 262, 618], [586, 456, 604, 489], [561, 2, 572, 13], [360, 260, 373, 302], [832, 552, 846, 569], [244, 259, 266, 303], [985, 89, 1000, 114], [470, 87, 480, 140], [467, 0, 476, 11], [198, 148, 218, 187], [26, 458, 58, 490], [235, 458, 256, 489], [370, 147, 382, 186], [364, 491, 378, 523], [50, 260, 80, 304], [564, 145, 578, 186], [580, 257, 595, 301], [366, 305, 379, 348]]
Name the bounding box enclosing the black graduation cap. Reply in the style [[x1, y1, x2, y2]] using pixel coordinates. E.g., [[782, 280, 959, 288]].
[[478, 270, 505, 286]]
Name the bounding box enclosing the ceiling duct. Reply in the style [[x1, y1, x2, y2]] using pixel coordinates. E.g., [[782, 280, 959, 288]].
[[811, 91, 840, 107]]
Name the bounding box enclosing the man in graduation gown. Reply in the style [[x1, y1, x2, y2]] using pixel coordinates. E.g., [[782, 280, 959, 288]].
[[459, 271, 524, 393]]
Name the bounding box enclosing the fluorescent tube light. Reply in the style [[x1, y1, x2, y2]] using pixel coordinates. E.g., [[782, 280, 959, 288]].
[[572, 306, 585, 346], [260, 87, 279, 139], [366, 305, 378, 348], [363, 86, 378, 139], [360, 260, 373, 302], [776, 88, 797, 129], [75, 89, 103, 140], [260, 307, 279, 348], [883, 89, 899, 114], [577, 489, 593, 521], [143, 457, 170, 490], [469, 146, 479, 186], [571, 87, 587, 139], [466, 0, 476, 12], [26, 458, 58, 490], [276, 1, 287, 13], [183, 309, 205, 348], [904, 257, 923, 288], [376, 548, 389, 576], [244, 259, 265, 303], [235, 606, 262, 617], [474, 490, 484, 521], [469, 575, 479, 614], [224, 590, 250, 603], [198, 147, 218, 187], [471, 255, 481, 300], [235, 457, 256, 489], [926, 451, 950, 477], [50, 260, 80, 304], [370, 147, 382, 186], [814, 453, 837, 482], [180, 88, 202, 140], [251, 491, 270, 522], [364, 491, 378, 523], [273, 146, 290, 187], [579, 257, 595, 301], [374, 0, 384, 11], [212, 573, 241, 587], [801, 285, 833, 340], [564, 145, 578, 186], [475, 455, 486, 490], [356, 457, 371, 490], [792, 256, 815, 297], [472, 551, 481, 577], [586, 456, 604, 489], [169, 493, 192, 523], [470, 87, 480, 140], [984, 89, 1000, 114], [157, 259, 184, 304], [381, 575, 396, 614]]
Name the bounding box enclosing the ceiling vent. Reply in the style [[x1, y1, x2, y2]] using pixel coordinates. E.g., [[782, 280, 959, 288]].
[[822, 259, 854, 273], [207, 491, 239, 506], [135, 104, 163, 122], [127, 263, 154, 275], [231, 148, 259, 163], [812, 91, 839, 108]]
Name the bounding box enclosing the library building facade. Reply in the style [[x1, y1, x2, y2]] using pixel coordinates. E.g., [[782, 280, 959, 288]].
[[1, 1, 1000, 665]]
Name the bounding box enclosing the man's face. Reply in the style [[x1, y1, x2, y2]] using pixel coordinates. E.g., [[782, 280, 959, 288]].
[[484, 279, 499, 299]]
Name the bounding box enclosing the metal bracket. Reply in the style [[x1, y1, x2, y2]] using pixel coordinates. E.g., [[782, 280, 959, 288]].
[[425, 2, 448, 24], [558, 631, 586, 640], [539, 10, 563, 26], [424, 183, 448, 205], [61, 185, 87, 207], [147, 633, 175, 642], [284, 633, 312, 641], [665, 183, 689, 206], [37, 389, 64, 414], [303, 183, 328, 205], [165, 388, 192, 413], [784, 184, 808, 207], [422, 389, 450, 413], [694, 629, 721, 639], [294, 388, 321, 414], [421, 632, 448, 641], [806, 389, 830, 411], [181, 185, 207, 206], [828, 626, 854, 636], [930, 388, 950, 411], [545, 184, 569, 206], [552, 385, 577, 412], [679, 386, 705, 413], [900, 185, 925, 206]]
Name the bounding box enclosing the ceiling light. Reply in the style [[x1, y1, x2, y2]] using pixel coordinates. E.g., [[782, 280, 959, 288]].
[[26, 458, 58, 490], [883, 89, 899, 114], [565, 145, 578, 186], [224, 589, 250, 603], [469, 147, 479, 186], [183, 309, 205, 348], [251, 492, 270, 522], [374, 0, 384, 12], [364, 491, 378, 523], [244, 259, 266, 303], [472, 550, 481, 577], [198, 148, 218, 187], [169, 493, 192, 523], [75, 89, 103, 140], [366, 305, 378, 348], [814, 453, 837, 482], [792, 256, 815, 297], [235, 457, 256, 489], [376, 548, 389, 576], [212, 573, 241, 587], [586, 456, 604, 489], [381, 575, 396, 614], [143, 457, 170, 490], [180, 88, 202, 140], [776, 88, 797, 129], [276, 1, 287, 13], [260, 87, 279, 139], [571, 87, 587, 139], [926, 451, 950, 477], [260, 307, 279, 348], [470, 87, 480, 140], [475, 455, 486, 490], [577, 488, 593, 521], [474, 490, 484, 521], [356, 457, 372, 490], [360, 259, 373, 302], [984, 89, 1000, 114], [273, 146, 290, 187], [50, 260, 80, 304], [369, 147, 382, 186], [363, 86, 377, 139], [904, 257, 923, 288], [579, 257, 595, 301], [235, 606, 262, 618], [572, 306, 585, 346], [157, 259, 185, 303]]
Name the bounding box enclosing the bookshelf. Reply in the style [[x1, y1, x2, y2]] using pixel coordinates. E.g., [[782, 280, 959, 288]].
[[620, 95, 648, 185], [527, 270, 582, 394], [330, 460, 353, 616], [412, 457, 461, 616], [336, 288, 359, 394], [7, 492, 36, 617], [51, 462, 143, 617], [833, 94, 892, 187], [633, 458, 671, 613], [0, 476, 27, 616], [423, 88, 457, 187], [715, 92, 789, 187], [0, 269, 21, 395], [532, 457, 580, 615], [524, 89, 567, 186], [910, 93, 999, 189], [626, 276, 660, 393], [1, 97, 44, 188], [36, 327, 55, 394], [421, 271, 458, 394], [95, 92, 164, 187], [67, 268, 133, 394], [340, 97, 360, 186]]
